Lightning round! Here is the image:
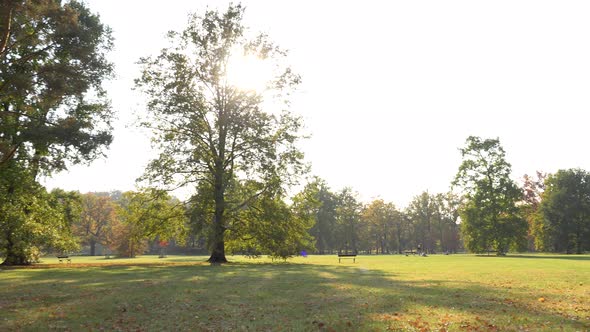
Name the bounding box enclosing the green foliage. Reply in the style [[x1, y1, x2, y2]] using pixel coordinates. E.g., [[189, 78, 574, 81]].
[[188, 179, 314, 259], [454, 136, 527, 254], [0, 0, 114, 173], [114, 190, 187, 258], [335, 188, 364, 253], [0, 0, 113, 265], [227, 190, 314, 260], [405, 191, 461, 253], [536, 169, 590, 253], [521, 172, 547, 251], [0, 166, 78, 265], [363, 199, 400, 254], [406, 192, 438, 252], [136, 3, 304, 262], [292, 177, 338, 254]]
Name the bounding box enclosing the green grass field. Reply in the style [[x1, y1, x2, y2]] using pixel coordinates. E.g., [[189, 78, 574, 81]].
[[0, 254, 588, 331]]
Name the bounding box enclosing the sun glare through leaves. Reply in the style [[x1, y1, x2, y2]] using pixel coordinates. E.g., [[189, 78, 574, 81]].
[[225, 51, 274, 93]]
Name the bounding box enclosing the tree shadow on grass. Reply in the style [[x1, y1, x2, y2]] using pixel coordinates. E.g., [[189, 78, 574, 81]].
[[1, 262, 588, 331], [504, 254, 590, 261]]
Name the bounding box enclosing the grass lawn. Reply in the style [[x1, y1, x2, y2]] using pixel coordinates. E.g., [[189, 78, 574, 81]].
[[0, 254, 589, 331]]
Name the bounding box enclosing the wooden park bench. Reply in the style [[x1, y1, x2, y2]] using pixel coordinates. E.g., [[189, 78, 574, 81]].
[[485, 250, 506, 256], [338, 253, 357, 263], [57, 255, 71, 264], [404, 250, 417, 256]]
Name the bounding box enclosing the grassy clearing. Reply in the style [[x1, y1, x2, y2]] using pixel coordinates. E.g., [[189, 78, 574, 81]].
[[0, 254, 589, 331]]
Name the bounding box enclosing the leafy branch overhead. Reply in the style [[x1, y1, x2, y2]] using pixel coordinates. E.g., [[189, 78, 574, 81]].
[[0, 0, 114, 175]]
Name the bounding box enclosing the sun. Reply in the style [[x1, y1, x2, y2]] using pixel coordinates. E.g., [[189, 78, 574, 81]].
[[225, 52, 273, 93]]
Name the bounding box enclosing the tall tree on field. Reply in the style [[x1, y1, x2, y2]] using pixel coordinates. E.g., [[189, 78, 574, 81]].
[[453, 136, 527, 254], [136, 4, 304, 263], [0, 0, 114, 265], [536, 169, 590, 254]]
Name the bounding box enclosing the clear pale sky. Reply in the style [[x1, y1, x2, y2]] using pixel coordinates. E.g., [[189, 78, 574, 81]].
[[43, 0, 590, 208]]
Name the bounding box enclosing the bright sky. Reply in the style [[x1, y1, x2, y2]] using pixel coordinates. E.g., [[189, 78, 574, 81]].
[[44, 0, 590, 208]]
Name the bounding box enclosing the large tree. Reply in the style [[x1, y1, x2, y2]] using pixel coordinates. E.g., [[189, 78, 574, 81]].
[[536, 169, 590, 254], [0, 0, 114, 265], [136, 4, 304, 263], [453, 136, 527, 254]]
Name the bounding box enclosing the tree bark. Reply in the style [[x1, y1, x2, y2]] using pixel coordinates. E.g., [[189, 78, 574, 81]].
[[316, 228, 324, 255], [1, 230, 29, 266], [1, 252, 29, 265], [207, 167, 228, 263], [0, 0, 15, 56], [208, 226, 227, 263], [89, 239, 96, 256]]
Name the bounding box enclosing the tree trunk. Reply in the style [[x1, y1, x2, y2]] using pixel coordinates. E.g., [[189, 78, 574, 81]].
[[208, 211, 227, 263], [576, 230, 582, 254], [350, 221, 357, 254], [1, 231, 29, 266], [316, 227, 324, 254], [208, 228, 227, 263], [439, 219, 444, 252], [207, 168, 228, 263], [0, 0, 14, 57], [1, 252, 29, 265], [90, 239, 96, 256], [397, 225, 402, 254]]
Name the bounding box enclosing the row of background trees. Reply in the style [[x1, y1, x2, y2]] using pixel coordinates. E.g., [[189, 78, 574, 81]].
[[1, 2, 589, 265], [17, 160, 589, 262]]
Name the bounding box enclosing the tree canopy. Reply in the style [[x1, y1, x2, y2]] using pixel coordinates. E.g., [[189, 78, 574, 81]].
[[0, 0, 114, 173]]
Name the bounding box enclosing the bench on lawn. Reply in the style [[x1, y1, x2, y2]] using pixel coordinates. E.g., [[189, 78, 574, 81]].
[[338, 254, 357, 263], [404, 251, 417, 256], [486, 250, 506, 256], [57, 255, 71, 264]]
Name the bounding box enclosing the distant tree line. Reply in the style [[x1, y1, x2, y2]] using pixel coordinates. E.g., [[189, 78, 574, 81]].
[[270, 179, 463, 255]]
